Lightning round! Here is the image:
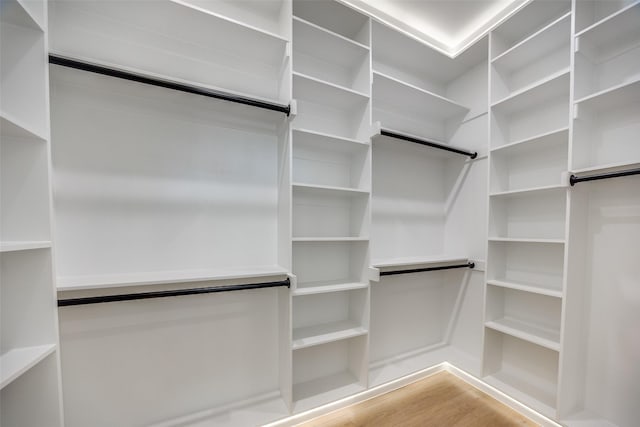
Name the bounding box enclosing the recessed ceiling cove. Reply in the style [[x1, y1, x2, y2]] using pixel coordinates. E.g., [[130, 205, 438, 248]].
[[341, 0, 527, 56]]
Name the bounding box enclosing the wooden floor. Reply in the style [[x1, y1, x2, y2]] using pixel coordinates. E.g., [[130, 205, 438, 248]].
[[297, 371, 538, 427]]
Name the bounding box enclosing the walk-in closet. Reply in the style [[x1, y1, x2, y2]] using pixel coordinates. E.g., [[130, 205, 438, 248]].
[[1, 0, 638, 426]]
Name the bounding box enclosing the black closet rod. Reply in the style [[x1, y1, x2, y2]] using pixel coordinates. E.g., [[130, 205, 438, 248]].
[[380, 262, 475, 276], [380, 129, 478, 159], [58, 278, 291, 307], [570, 167, 640, 186], [48, 55, 291, 116]]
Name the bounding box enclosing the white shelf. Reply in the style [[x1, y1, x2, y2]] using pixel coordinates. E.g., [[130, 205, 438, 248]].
[[372, 71, 469, 121], [292, 127, 369, 148], [492, 69, 570, 114], [292, 183, 369, 197], [292, 237, 369, 242], [487, 280, 563, 299], [0, 344, 56, 389], [292, 0, 370, 46], [571, 161, 640, 175], [293, 280, 369, 296], [488, 237, 565, 245], [56, 265, 289, 291], [574, 79, 640, 111], [0, 241, 51, 253], [0, 0, 44, 32], [292, 320, 367, 350], [292, 371, 365, 413], [562, 410, 620, 427], [490, 185, 567, 198], [492, 12, 571, 71], [491, 127, 569, 153], [293, 16, 369, 51], [485, 318, 561, 352], [293, 71, 369, 105], [372, 255, 469, 269], [575, 2, 640, 62], [0, 113, 46, 141]]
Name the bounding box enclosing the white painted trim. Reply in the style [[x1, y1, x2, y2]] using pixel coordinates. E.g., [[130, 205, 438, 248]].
[[266, 361, 562, 427]]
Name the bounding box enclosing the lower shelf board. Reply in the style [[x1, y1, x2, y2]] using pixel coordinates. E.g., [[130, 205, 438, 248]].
[[293, 281, 369, 296], [561, 410, 619, 427], [0, 240, 52, 253], [292, 321, 368, 350], [369, 343, 481, 388], [485, 318, 560, 351], [483, 372, 557, 420], [293, 372, 365, 413], [0, 344, 56, 389]]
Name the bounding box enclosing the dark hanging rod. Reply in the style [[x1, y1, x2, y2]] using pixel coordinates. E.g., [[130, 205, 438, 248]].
[[49, 55, 291, 116], [58, 278, 291, 307], [380, 262, 475, 277], [570, 167, 640, 186], [380, 129, 477, 159]]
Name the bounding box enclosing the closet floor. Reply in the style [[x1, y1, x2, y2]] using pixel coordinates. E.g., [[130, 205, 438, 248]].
[[297, 371, 537, 426]]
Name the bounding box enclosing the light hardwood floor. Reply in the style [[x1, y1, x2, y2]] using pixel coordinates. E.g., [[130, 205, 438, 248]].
[[297, 371, 538, 426]]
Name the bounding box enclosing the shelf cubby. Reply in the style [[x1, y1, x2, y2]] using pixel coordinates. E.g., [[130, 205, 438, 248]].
[[1, 129, 51, 245], [292, 128, 370, 191], [49, 0, 290, 104], [491, 13, 570, 102], [489, 187, 567, 241], [490, 0, 571, 60], [489, 130, 568, 193], [180, 0, 291, 39], [0, 13, 47, 139], [1, 250, 57, 356], [483, 329, 559, 418], [373, 71, 469, 141], [292, 289, 368, 350], [485, 286, 562, 351], [292, 72, 370, 140], [487, 240, 565, 296], [574, 2, 640, 100], [293, 17, 370, 94], [292, 184, 369, 239], [292, 241, 369, 294], [491, 70, 570, 149], [292, 0, 370, 46], [292, 336, 367, 413], [575, 0, 640, 41], [572, 79, 640, 170]]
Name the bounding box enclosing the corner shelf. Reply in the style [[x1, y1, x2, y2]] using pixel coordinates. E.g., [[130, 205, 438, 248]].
[[485, 319, 560, 352], [574, 78, 640, 110], [0, 344, 56, 389], [0, 241, 51, 253], [292, 320, 367, 350], [292, 183, 370, 197], [292, 16, 369, 51], [293, 71, 369, 104], [490, 127, 568, 153], [292, 127, 369, 148], [489, 185, 567, 198], [372, 71, 469, 121], [56, 266, 289, 291], [491, 69, 570, 114]]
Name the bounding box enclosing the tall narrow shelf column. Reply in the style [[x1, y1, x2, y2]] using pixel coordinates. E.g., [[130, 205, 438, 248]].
[[289, 0, 372, 412], [483, 0, 572, 419], [0, 0, 63, 425]]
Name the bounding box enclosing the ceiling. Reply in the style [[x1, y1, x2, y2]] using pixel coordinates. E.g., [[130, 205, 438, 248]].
[[341, 0, 527, 56]]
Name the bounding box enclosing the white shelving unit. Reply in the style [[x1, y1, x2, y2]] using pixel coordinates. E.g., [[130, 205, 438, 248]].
[[0, 0, 63, 425], [288, 0, 372, 413], [484, 1, 572, 420]]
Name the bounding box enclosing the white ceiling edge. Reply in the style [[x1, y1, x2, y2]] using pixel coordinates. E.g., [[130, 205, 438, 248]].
[[339, 0, 530, 58]]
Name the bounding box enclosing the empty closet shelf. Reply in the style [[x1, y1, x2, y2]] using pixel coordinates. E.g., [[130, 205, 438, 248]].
[[293, 281, 369, 296], [292, 183, 370, 196], [0, 113, 47, 141], [292, 237, 369, 242], [292, 320, 368, 350], [293, 372, 365, 413], [0, 241, 51, 253], [491, 69, 570, 114], [488, 237, 565, 244], [1, 344, 56, 389], [373, 127, 477, 158], [56, 266, 289, 291], [574, 79, 640, 111], [489, 185, 567, 197], [485, 318, 561, 351], [487, 280, 563, 298], [48, 55, 291, 115]]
